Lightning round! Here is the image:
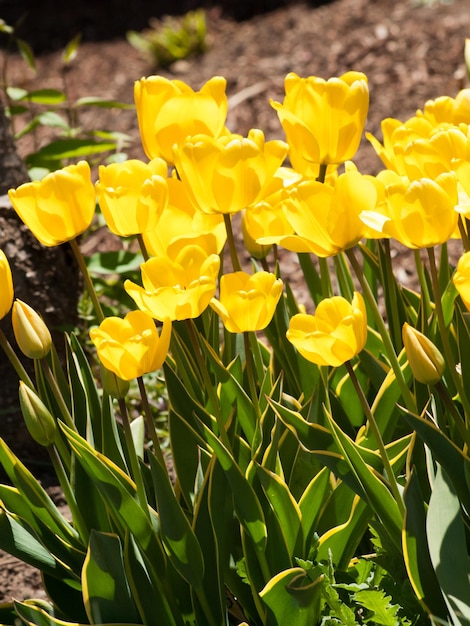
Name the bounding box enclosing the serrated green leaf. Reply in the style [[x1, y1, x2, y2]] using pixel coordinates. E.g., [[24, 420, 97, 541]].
[[353, 588, 399, 626]]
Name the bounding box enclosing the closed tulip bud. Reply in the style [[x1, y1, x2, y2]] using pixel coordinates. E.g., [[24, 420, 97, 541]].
[[402, 323, 445, 385], [12, 300, 52, 359], [8, 161, 96, 247], [0, 250, 14, 319], [99, 364, 130, 399], [19, 381, 56, 446]]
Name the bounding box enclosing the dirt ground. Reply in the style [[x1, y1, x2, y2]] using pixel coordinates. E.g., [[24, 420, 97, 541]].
[[1, 0, 470, 606]]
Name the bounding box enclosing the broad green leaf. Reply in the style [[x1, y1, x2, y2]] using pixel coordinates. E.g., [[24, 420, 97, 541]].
[[14, 599, 142, 626], [16, 39, 36, 72], [25, 138, 117, 162], [74, 96, 134, 109], [298, 467, 331, 550], [148, 452, 204, 587], [427, 465, 470, 626], [86, 250, 143, 276], [82, 531, 140, 624], [201, 424, 267, 552], [260, 567, 323, 626], [255, 464, 303, 556], [402, 469, 447, 620], [17, 88, 66, 104]]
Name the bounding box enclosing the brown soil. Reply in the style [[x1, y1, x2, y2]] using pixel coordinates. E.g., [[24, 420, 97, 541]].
[[1, 0, 469, 606]]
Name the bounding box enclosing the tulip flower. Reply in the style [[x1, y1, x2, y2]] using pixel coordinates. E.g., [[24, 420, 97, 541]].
[[19, 381, 57, 446], [90, 311, 171, 381], [286, 292, 367, 367], [421, 88, 470, 126], [125, 240, 220, 321], [134, 75, 229, 164], [96, 158, 169, 236], [173, 129, 288, 215], [210, 271, 283, 333], [8, 161, 96, 247], [0, 250, 14, 319], [258, 168, 378, 257], [12, 300, 52, 359], [143, 177, 226, 257], [271, 71, 368, 172], [402, 323, 445, 385], [453, 251, 470, 311], [360, 171, 459, 249]]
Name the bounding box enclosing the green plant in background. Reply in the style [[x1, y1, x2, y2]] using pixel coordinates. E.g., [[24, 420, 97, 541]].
[[2, 54, 470, 626], [127, 9, 208, 68], [0, 21, 133, 178]]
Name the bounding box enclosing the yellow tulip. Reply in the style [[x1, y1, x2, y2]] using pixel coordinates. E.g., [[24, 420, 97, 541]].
[[271, 71, 368, 168], [143, 177, 226, 257], [0, 250, 14, 319], [96, 158, 169, 236], [453, 251, 470, 311], [134, 75, 229, 164], [210, 271, 283, 333], [8, 161, 96, 247], [173, 129, 288, 215], [125, 240, 220, 321], [258, 169, 378, 257], [421, 89, 470, 126], [90, 311, 171, 381], [286, 292, 367, 367], [402, 323, 445, 385], [12, 300, 52, 360], [360, 171, 459, 249]]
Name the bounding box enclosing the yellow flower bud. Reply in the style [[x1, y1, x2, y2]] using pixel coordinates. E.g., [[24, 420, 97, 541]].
[[287, 292, 367, 367], [0, 249, 14, 320], [12, 300, 52, 359], [402, 323, 445, 385], [454, 251, 470, 311], [8, 161, 96, 247], [19, 381, 56, 446]]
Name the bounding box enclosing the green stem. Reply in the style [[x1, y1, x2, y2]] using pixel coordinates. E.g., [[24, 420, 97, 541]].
[[382, 239, 402, 351], [346, 247, 417, 413], [136, 234, 150, 262], [40, 359, 76, 431], [69, 238, 105, 323], [223, 213, 242, 272], [137, 376, 166, 469], [118, 396, 151, 521], [244, 332, 261, 421], [185, 319, 232, 452], [0, 328, 35, 388], [48, 444, 89, 542], [345, 360, 405, 516], [413, 249, 431, 326], [427, 246, 470, 422], [435, 381, 470, 449]]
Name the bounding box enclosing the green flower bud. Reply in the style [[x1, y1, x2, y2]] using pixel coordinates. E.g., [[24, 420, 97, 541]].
[[99, 363, 130, 399], [19, 381, 57, 446], [12, 299, 52, 359], [402, 323, 445, 385]]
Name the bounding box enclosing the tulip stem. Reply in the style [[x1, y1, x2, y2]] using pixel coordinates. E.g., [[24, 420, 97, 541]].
[[244, 332, 261, 420], [40, 358, 76, 432], [136, 234, 150, 262], [346, 247, 417, 413], [458, 216, 470, 253], [427, 246, 470, 423], [345, 360, 405, 516], [413, 249, 431, 326], [0, 328, 35, 388], [69, 237, 105, 323], [118, 396, 151, 521], [223, 213, 242, 273], [185, 319, 232, 451], [137, 376, 166, 469]]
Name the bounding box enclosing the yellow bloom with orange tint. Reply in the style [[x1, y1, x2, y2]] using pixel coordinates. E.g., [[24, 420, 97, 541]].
[[134, 75, 228, 164], [210, 271, 283, 333], [286, 292, 367, 367], [0, 250, 13, 320], [271, 71, 369, 170], [96, 158, 169, 236], [8, 161, 95, 247], [125, 240, 220, 321], [174, 129, 288, 215], [90, 311, 171, 381]]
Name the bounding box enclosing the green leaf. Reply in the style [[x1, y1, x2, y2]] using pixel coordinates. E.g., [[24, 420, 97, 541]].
[[14, 599, 142, 626], [82, 531, 140, 624], [16, 38, 36, 71], [25, 138, 117, 162], [260, 567, 323, 626], [148, 452, 205, 587], [62, 33, 81, 64], [353, 589, 399, 626], [74, 96, 134, 109], [18, 88, 66, 104], [427, 465, 470, 625], [86, 250, 143, 276], [298, 467, 331, 550]]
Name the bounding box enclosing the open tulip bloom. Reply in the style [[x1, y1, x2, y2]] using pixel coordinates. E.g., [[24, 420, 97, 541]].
[[5, 69, 470, 626]]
